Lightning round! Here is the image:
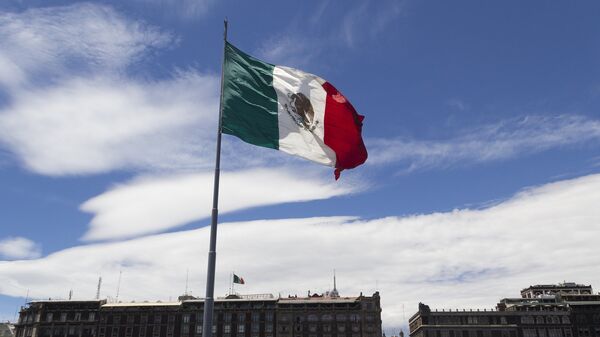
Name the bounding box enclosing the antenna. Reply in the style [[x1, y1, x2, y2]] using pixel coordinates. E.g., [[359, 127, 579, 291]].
[[333, 269, 337, 291], [24, 289, 29, 304], [68, 289, 73, 300], [185, 269, 189, 296], [116, 270, 122, 302], [96, 277, 102, 300]]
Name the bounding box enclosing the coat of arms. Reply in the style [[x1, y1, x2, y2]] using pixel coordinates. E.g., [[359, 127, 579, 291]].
[[283, 92, 319, 132]]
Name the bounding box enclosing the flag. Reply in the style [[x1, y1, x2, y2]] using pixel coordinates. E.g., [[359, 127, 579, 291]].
[[221, 42, 368, 179], [233, 274, 245, 284]]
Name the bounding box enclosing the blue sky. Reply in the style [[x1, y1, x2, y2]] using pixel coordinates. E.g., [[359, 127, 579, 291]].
[[1, 0, 600, 333]]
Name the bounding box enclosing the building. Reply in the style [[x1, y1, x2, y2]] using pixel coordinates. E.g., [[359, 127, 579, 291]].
[[0, 323, 15, 337], [409, 282, 600, 337], [15, 291, 382, 337]]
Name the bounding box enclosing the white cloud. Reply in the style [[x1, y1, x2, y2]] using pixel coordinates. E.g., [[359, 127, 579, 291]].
[[132, 0, 214, 19], [80, 167, 361, 241], [0, 72, 219, 175], [0, 3, 225, 176], [0, 237, 41, 260], [0, 3, 172, 87], [1, 173, 600, 329], [368, 115, 600, 171]]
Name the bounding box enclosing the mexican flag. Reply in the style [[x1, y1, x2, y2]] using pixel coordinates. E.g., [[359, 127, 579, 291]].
[[221, 42, 368, 179], [233, 274, 245, 284]]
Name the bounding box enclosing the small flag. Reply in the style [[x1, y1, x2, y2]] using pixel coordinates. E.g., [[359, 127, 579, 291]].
[[233, 274, 245, 284], [221, 42, 368, 179]]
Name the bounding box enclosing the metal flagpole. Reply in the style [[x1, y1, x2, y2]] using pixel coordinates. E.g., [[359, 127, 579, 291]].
[[202, 19, 227, 337]]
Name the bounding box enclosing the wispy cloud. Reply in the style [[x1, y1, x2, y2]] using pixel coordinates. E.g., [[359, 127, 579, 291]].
[[1, 173, 600, 329], [368, 115, 600, 172], [132, 0, 214, 20], [0, 3, 173, 87], [80, 167, 361, 241], [0, 4, 218, 176], [0, 237, 41, 260], [257, 0, 405, 66]]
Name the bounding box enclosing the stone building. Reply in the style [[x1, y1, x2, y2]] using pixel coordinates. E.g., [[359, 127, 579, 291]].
[[15, 291, 381, 337], [409, 282, 600, 337], [0, 323, 16, 337]]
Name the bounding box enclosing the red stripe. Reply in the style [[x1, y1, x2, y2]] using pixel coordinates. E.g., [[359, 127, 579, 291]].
[[322, 82, 368, 180]]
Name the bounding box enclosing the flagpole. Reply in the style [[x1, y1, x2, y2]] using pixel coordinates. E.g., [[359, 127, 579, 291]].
[[202, 19, 227, 337]]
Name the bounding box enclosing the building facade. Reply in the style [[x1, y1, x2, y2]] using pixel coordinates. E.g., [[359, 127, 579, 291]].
[[15, 292, 382, 337], [1, 323, 15, 337], [409, 282, 600, 337]]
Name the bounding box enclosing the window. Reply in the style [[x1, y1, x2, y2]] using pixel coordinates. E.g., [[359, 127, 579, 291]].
[[352, 325, 360, 332], [238, 325, 245, 333], [336, 314, 346, 321], [89, 312, 96, 321], [195, 325, 202, 335], [61, 313, 67, 322], [111, 327, 119, 337], [224, 313, 232, 322], [563, 330, 572, 337], [252, 324, 260, 333], [523, 329, 537, 337], [68, 327, 76, 336], [536, 317, 544, 324], [323, 325, 332, 332], [126, 327, 133, 337], [139, 327, 146, 337], [75, 313, 81, 321], [562, 317, 570, 324], [265, 324, 273, 333], [338, 325, 346, 333], [322, 314, 333, 322], [238, 313, 246, 323], [265, 312, 274, 322], [183, 315, 190, 324], [500, 317, 507, 325], [152, 326, 160, 337], [154, 315, 161, 324], [539, 329, 547, 337], [349, 314, 360, 322], [309, 325, 317, 333], [46, 313, 53, 322], [308, 315, 318, 322], [211, 325, 216, 334], [168, 315, 175, 323], [166, 326, 173, 337], [99, 328, 106, 337], [224, 325, 231, 334], [196, 313, 202, 323]]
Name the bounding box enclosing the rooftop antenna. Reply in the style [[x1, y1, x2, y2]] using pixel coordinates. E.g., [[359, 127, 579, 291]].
[[24, 289, 29, 304], [115, 270, 122, 302], [96, 277, 102, 300], [68, 289, 73, 300], [330, 269, 339, 297], [185, 269, 189, 296]]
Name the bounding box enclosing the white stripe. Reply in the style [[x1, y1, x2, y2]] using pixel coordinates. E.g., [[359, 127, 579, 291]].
[[272, 66, 336, 167]]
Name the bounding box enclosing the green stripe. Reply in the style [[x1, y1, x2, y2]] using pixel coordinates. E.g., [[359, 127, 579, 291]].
[[221, 42, 279, 150]]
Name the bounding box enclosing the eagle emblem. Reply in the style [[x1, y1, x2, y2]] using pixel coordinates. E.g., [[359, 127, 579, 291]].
[[283, 92, 319, 132]]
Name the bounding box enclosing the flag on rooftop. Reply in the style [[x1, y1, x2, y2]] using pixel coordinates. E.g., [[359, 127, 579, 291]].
[[233, 274, 245, 284], [221, 42, 368, 179]]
